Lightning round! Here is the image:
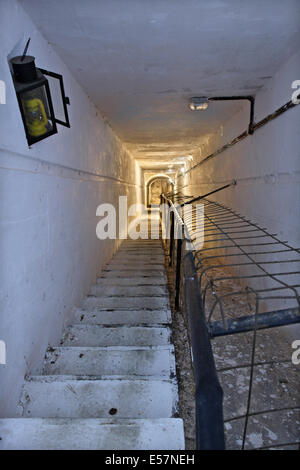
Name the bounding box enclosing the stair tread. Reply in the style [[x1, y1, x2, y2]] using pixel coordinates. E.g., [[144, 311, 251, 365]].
[[43, 346, 175, 376], [29, 374, 176, 381], [0, 418, 185, 450], [61, 324, 171, 347], [100, 270, 167, 278], [109, 258, 164, 264], [74, 308, 171, 324], [45, 345, 174, 351], [97, 277, 167, 286], [104, 265, 164, 270], [81, 296, 170, 310], [90, 285, 168, 296], [20, 377, 179, 419]]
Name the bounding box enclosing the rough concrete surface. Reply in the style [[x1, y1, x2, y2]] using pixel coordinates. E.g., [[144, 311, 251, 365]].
[[205, 263, 300, 450]]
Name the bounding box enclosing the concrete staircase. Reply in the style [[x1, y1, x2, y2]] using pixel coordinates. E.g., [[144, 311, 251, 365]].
[[0, 236, 184, 449]]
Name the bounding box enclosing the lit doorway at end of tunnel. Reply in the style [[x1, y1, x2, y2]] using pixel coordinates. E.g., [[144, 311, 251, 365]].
[[148, 177, 174, 206]]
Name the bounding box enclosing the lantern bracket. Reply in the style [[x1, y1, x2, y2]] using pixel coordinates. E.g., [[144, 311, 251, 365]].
[[38, 68, 70, 128]]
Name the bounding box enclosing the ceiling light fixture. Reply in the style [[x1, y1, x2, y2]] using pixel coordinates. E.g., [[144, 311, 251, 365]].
[[188, 95, 255, 134]]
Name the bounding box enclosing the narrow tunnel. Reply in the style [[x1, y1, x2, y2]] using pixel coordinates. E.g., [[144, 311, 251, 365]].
[[0, 0, 299, 452]]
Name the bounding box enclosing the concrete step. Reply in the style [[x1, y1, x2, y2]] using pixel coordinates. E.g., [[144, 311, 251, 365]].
[[96, 277, 167, 286], [115, 250, 163, 255], [81, 296, 170, 310], [74, 308, 171, 325], [111, 252, 164, 258], [119, 248, 162, 252], [89, 284, 168, 297], [20, 377, 179, 419], [0, 418, 185, 450], [119, 243, 162, 247], [108, 261, 164, 268], [103, 264, 164, 271], [43, 346, 175, 376], [111, 255, 164, 262], [122, 241, 161, 245], [61, 325, 171, 347], [117, 249, 163, 255], [100, 270, 166, 278]]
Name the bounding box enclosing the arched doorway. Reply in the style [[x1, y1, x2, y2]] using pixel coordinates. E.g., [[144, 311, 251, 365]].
[[147, 176, 174, 206]]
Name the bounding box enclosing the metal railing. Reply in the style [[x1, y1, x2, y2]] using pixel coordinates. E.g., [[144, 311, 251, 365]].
[[160, 190, 300, 450], [160, 193, 225, 450]]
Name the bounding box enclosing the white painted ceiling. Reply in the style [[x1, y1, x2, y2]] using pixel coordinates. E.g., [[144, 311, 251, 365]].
[[21, 0, 300, 168]]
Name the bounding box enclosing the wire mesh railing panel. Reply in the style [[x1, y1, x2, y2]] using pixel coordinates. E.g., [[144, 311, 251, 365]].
[[184, 198, 300, 324], [162, 191, 300, 450]]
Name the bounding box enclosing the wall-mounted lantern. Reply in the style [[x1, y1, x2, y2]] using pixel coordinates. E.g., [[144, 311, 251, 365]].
[[10, 43, 70, 146]]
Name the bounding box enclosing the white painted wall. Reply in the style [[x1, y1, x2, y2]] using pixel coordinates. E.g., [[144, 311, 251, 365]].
[[0, 0, 141, 416], [178, 51, 300, 247]]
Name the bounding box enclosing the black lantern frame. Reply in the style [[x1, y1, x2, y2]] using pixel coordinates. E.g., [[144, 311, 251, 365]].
[[11, 55, 70, 146], [39, 68, 70, 129]]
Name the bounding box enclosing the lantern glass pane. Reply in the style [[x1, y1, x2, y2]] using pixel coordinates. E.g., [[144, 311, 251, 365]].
[[20, 85, 54, 139]]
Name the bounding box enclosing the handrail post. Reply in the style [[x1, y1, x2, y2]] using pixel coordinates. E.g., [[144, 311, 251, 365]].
[[169, 210, 175, 266], [159, 194, 163, 246], [175, 224, 183, 309]]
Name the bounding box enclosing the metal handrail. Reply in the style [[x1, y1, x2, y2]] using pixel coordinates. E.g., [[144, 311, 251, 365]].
[[160, 193, 225, 450], [162, 188, 300, 450]]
